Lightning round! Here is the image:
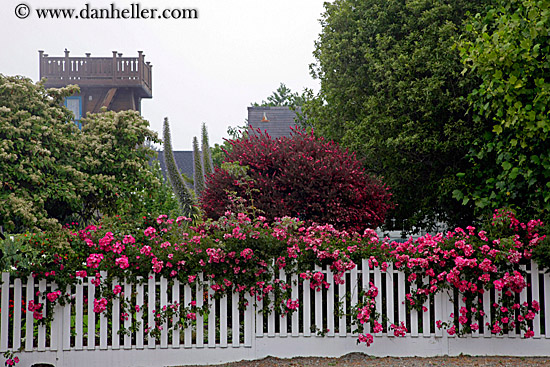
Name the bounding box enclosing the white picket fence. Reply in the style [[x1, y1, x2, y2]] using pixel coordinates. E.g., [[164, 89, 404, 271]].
[[2, 260, 550, 367]]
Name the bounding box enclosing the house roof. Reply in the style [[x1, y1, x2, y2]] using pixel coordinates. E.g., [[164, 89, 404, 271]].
[[155, 150, 194, 181], [247, 106, 301, 139]]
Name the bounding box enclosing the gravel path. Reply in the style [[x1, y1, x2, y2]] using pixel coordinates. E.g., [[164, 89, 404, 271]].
[[182, 353, 550, 367]]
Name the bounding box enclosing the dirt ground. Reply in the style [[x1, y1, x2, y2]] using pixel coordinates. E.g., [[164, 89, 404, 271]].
[[181, 353, 550, 367]]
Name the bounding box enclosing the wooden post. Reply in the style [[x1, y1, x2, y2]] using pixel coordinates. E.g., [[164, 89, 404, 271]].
[[64, 49, 70, 80], [38, 50, 44, 81], [146, 61, 152, 91], [85, 52, 91, 76], [138, 51, 144, 83], [112, 51, 117, 81]]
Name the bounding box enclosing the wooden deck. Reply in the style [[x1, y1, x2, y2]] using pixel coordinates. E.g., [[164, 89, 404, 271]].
[[39, 50, 152, 98]]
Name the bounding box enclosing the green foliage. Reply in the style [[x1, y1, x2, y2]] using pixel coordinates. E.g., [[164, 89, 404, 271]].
[[79, 109, 162, 221], [126, 160, 180, 219], [304, 0, 491, 232], [192, 136, 205, 195], [456, 0, 550, 218], [252, 82, 304, 107], [211, 125, 247, 168], [0, 75, 172, 232], [162, 117, 196, 216], [0, 75, 88, 232], [201, 122, 213, 176]]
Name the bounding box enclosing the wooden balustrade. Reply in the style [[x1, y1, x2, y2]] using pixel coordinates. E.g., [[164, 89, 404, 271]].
[[39, 50, 152, 97]]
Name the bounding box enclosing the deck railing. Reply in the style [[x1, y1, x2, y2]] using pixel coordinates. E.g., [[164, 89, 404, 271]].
[[38, 50, 152, 96], [1, 261, 550, 367]]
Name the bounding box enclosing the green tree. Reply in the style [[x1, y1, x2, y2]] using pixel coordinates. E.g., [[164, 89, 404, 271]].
[[201, 123, 214, 176], [456, 0, 550, 219], [0, 76, 168, 232], [79, 109, 162, 221], [192, 136, 205, 195], [0, 76, 87, 232], [211, 125, 248, 168], [252, 83, 304, 107], [304, 0, 491, 232], [162, 118, 196, 216]]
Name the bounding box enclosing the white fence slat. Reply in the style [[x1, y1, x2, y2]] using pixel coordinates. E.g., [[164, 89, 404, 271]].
[[422, 276, 430, 337], [62, 284, 71, 350], [279, 270, 287, 337], [362, 259, 370, 335], [256, 298, 264, 337], [398, 271, 407, 334], [196, 274, 204, 348], [434, 290, 443, 338], [291, 273, 299, 337], [267, 290, 275, 337], [471, 294, 480, 338], [38, 279, 46, 351], [519, 265, 528, 338], [409, 273, 418, 337], [147, 275, 156, 349], [12, 278, 21, 350], [50, 282, 59, 351], [327, 268, 335, 337], [458, 294, 466, 337], [25, 276, 34, 351], [100, 303, 108, 349], [75, 282, 83, 349], [160, 277, 168, 348], [208, 282, 216, 348], [184, 283, 192, 347], [232, 291, 240, 347], [495, 289, 503, 339], [483, 288, 491, 338], [303, 279, 311, 337], [87, 276, 96, 349], [220, 294, 228, 347], [350, 266, 358, 316], [385, 264, 394, 333], [374, 266, 382, 328], [0, 273, 9, 352], [136, 280, 144, 349], [244, 293, 253, 347], [314, 265, 323, 335], [112, 279, 121, 350], [544, 272, 550, 339], [531, 262, 541, 338], [124, 282, 132, 348], [171, 280, 180, 348], [339, 279, 346, 337], [51, 290, 64, 352]]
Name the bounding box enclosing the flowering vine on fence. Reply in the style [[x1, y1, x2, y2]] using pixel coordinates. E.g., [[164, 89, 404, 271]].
[[0, 209, 547, 365]]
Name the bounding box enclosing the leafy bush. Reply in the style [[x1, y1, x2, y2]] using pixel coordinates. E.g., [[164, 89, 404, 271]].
[[201, 129, 393, 232], [303, 0, 491, 231], [0, 75, 168, 232], [0, 208, 546, 358], [456, 0, 550, 218], [388, 209, 546, 336]]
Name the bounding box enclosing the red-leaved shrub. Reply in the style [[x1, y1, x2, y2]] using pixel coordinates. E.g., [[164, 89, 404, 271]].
[[201, 129, 393, 232]]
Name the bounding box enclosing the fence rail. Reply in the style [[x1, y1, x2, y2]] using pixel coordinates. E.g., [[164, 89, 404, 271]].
[[38, 50, 152, 96], [2, 260, 550, 367]]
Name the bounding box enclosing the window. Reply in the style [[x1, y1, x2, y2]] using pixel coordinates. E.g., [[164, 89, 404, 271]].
[[64, 96, 82, 128]]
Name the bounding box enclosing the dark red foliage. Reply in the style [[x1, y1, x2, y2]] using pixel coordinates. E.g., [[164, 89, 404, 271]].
[[201, 129, 393, 232]]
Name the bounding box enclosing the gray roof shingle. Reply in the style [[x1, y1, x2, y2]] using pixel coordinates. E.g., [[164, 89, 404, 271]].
[[155, 150, 194, 182], [247, 106, 301, 139]]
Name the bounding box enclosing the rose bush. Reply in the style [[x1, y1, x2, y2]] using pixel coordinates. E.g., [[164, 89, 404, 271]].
[[0, 208, 546, 366]]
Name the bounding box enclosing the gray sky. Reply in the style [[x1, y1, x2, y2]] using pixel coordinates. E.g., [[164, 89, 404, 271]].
[[1, 0, 326, 150]]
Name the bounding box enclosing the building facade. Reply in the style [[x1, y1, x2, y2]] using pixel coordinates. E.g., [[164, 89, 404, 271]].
[[39, 49, 152, 125]]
